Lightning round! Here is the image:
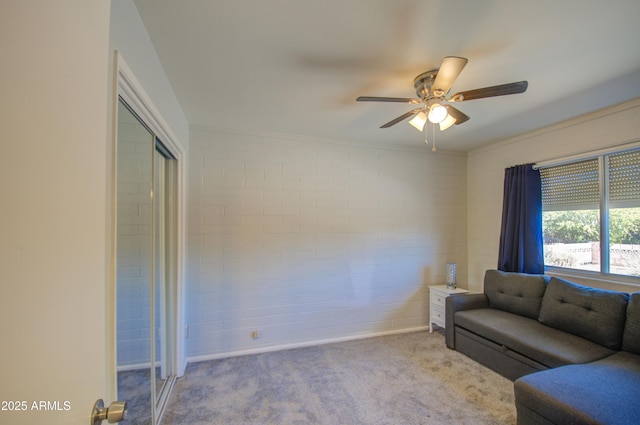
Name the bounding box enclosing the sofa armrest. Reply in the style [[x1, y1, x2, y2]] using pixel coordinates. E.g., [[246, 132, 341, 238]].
[[445, 293, 489, 349]]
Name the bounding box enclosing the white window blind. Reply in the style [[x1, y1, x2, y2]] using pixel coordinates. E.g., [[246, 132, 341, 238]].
[[541, 159, 600, 211], [608, 148, 640, 208]]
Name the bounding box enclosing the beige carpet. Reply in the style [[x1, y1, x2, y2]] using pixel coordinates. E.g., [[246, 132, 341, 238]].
[[161, 331, 516, 424]]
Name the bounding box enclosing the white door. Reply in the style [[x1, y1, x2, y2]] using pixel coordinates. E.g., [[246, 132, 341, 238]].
[[0, 2, 112, 424]]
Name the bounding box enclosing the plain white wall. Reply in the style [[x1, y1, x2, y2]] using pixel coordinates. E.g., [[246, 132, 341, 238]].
[[0, 1, 111, 423], [187, 128, 468, 360], [467, 97, 640, 293]]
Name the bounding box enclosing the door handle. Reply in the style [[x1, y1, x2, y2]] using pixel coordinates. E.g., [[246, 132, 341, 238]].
[[91, 399, 127, 424]]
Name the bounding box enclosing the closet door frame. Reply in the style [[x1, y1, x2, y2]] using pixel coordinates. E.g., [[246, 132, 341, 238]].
[[111, 50, 187, 395]]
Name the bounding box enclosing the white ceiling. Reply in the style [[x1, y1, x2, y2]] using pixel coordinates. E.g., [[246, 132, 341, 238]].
[[133, 0, 640, 151]]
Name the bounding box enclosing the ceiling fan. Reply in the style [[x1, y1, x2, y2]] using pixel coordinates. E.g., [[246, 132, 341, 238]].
[[356, 56, 528, 133]]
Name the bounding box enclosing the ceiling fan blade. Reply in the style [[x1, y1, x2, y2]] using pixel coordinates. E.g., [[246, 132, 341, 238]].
[[449, 81, 528, 102], [432, 56, 468, 96], [356, 96, 421, 103], [380, 108, 423, 128], [445, 105, 470, 125]]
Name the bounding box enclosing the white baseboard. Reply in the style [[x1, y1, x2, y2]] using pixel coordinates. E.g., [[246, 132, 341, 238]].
[[186, 326, 430, 365]]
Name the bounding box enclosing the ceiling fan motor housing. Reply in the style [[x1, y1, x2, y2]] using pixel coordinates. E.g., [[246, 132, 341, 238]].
[[413, 70, 439, 100]]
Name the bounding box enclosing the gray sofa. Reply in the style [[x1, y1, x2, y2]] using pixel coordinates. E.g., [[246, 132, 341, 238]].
[[445, 269, 640, 425]]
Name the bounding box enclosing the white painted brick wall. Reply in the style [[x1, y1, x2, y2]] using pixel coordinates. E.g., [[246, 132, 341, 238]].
[[467, 98, 640, 292], [187, 128, 468, 359]]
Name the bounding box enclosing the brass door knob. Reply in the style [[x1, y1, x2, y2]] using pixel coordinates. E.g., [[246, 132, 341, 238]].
[[91, 399, 128, 424]]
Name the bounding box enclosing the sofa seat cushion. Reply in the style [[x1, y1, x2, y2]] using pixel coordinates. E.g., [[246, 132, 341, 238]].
[[455, 308, 615, 368], [515, 351, 640, 425], [484, 269, 549, 319], [539, 277, 629, 350]]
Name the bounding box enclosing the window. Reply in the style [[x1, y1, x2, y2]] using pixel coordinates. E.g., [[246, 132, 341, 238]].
[[540, 148, 640, 277]]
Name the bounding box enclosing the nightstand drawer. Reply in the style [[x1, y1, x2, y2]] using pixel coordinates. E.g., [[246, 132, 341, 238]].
[[431, 305, 445, 327], [431, 292, 447, 308]]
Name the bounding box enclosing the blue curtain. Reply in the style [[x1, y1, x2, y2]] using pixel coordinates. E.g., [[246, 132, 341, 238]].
[[497, 163, 544, 274]]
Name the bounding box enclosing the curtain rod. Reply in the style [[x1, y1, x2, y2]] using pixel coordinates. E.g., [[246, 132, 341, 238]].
[[532, 139, 640, 169]]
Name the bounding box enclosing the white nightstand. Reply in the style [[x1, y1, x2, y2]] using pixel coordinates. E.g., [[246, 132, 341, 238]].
[[429, 285, 469, 333]]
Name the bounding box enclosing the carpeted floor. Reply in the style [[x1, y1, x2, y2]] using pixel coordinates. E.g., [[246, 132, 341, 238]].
[[118, 368, 152, 424], [161, 331, 516, 424]]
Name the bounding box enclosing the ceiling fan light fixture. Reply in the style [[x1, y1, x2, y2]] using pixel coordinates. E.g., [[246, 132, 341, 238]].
[[439, 114, 457, 131], [428, 103, 448, 124], [408, 111, 427, 131]]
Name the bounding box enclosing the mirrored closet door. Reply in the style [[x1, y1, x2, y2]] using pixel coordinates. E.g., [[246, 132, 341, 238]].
[[116, 97, 177, 424]]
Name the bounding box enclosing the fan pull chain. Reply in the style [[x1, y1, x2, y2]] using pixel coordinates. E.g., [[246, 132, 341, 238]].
[[432, 122, 437, 152]]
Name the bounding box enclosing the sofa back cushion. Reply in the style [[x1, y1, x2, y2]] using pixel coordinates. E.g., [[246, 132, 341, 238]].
[[539, 277, 629, 350], [484, 269, 549, 319], [622, 293, 640, 354]]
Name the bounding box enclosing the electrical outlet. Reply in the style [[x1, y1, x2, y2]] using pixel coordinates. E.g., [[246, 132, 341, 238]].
[[184, 324, 189, 339], [251, 330, 260, 339]]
